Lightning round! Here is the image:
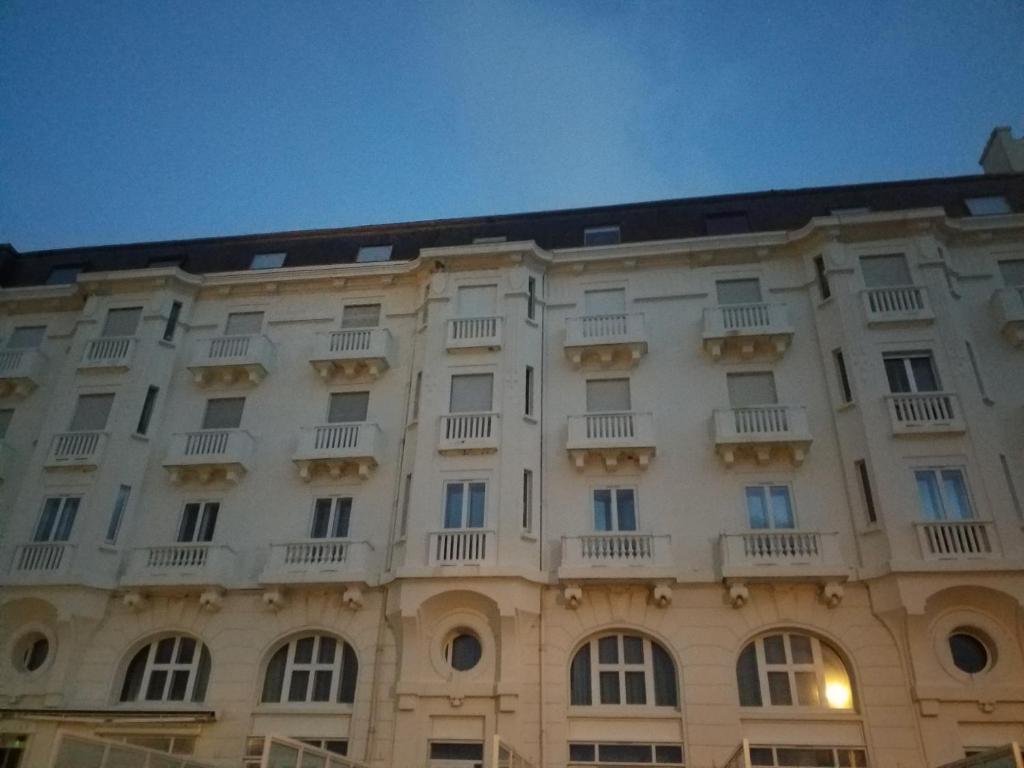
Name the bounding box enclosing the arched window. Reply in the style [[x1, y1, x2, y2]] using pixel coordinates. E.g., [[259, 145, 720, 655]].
[[737, 631, 853, 710], [261, 634, 358, 704], [569, 632, 677, 708], [119, 635, 211, 703]]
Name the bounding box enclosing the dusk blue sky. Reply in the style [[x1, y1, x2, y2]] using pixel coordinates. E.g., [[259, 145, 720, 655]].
[[1, 1, 1022, 252]]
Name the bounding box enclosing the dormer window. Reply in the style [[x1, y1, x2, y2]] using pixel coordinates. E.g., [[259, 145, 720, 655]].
[[473, 236, 507, 244], [45, 265, 82, 285], [705, 212, 750, 236], [583, 226, 621, 247], [356, 245, 392, 263], [965, 196, 1011, 216], [250, 252, 286, 270], [829, 206, 871, 216]]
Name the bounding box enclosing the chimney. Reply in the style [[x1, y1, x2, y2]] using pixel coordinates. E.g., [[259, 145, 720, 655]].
[[980, 126, 1024, 174]]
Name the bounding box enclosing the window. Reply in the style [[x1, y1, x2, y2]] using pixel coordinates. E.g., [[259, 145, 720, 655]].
[[716, 278, 762, 305], [813, 255, 832, 299], [525, 366, 535, 416], [356, 245, 392, 263], [745, 485, 795, 529], [522, 470, 534, 532], [883, 352, 940, 393], [341, 304, 381, 329], [177, 502, 219, 542], [727, 372, 777, 407], [0, 409, 12, 439], [250, 252, 286, 270], [399, 474, 412, 536], [69, 393, 114, 432], [964, 341, 990, 401], [965, 196, 1011, 216], [14, 632, 50, 673], [527, 276, 537, 320], [443, 632, 482, 671], [705, 212, 750, 235], [749, 746, 867, 768], [948, 630, 991, 674], [473, 235, 507, 244], [430, 743, 485, 762], [449, 373, 493, 413], [311, 497, 352, 538], [328, 392, 369, 423], [224, 311, 264, 336], [569, 743, 684, 765], [915, 468, 974, 521], [860, 254, 911, 287], [261, 634, 358, 704], [737, 632, 853, 710], [46, 265, 81, 285], [119, 635, 211, 703], [412, 371, 422, 419], [457, 284, 497, 317], [33, 497, 80, 542], [592, 488, 636, 532], [855, 460, 877, 524], [586, 378, 630, 412], [444, 481, 486, 529], [108, 734, 196, 755], [101, 307, 142, 337], [584, 288, 625, 316], [202, 397, 244, 429], [105, 485, 132, 544], [163, 300, 182, 342], [136, 386, 159, 435], [830, 206, 871, 216], [6, 326, 45, 349], [1000, 455, 1022, 519], [584, 226, 621, 247], [833, 349, 852, 403], [147, 256, 184, 269], [570, 633, 678, 707], [999, 259, 1024, 286]]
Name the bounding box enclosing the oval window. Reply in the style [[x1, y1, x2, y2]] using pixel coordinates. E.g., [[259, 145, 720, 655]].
[[443, 632, 482, 672], [13, 633, 50, 673], [948, 631, 990, 674]]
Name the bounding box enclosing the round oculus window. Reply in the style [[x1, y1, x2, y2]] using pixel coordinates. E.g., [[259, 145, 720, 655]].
[[948, 631, 990, 674], [13, 632, 50, 673], [443, 632, 482, 672]]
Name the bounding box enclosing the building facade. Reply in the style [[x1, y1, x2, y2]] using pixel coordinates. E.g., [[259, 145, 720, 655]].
[[1, 168, 1023, 768]]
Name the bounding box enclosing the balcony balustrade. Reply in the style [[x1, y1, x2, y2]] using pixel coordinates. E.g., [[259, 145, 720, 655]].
[[0, 348, 47, 397], [861, 285, 934, 325], [163, 429, 254, 484], [187, 334, 274, 385], [566, 411, 656, 470], [4, 542, 76, 585], [885, 392, 966, 435], [261, 539, 373, 584], [309, 328, 394, 380], [702, 303, 793, 360], [564, 313, 648, 368], [712, 405, 812, 465], [293, 422, 380, 480], [44, 431, 108, 470], [991, 286, 1024, 346], [79, 336, 138, 372], [915, 520, 997, 561], [121, 543, 235, 588], [559, 533, 672, 579], [427, 529, 496, 566], [438, 412, 500, 453], [446, 316, 503, 351], [719, 530, 846, 581]]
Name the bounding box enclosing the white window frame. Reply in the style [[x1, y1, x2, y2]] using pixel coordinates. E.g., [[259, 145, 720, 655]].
[[443, 480, 487, 530], [126, 636, 208, 703], [749, 745, 868, 768], [882, 351, 941, 393], [311, 497, 353, 539], [268, 635, 354, 704], [591, 487, 638, 532], [744, 484, 796, 530], [741, 632, 854, 711], [33, 496, 81, 542], [577, 634, 667, 707], [914, 467, 976, 521], [177, 501, 220, 543]]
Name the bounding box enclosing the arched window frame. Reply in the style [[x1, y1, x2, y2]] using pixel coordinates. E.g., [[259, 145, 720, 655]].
[[260, 633, 358, 705], [737, 631, 855, 711], [118, 634, 211, 704], [569, 632, 678, 709]]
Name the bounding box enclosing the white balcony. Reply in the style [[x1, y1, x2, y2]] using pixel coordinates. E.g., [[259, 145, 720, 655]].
[[712, 405, 812, 466], [438, 412, 500, 454], [885, 392, 966, 435], [566, 411, 656, 470], [719, 531, 846, 581], [860, 285, 934, 325], [991, 287, 1024, 346], [121, 544, 236, 588], [163, 429, 254, 484], [293, 422, 381, 480], [427, 529, 496, 566], [0, 348, 47, 397], [559, 533, 672, 580], [564, 313, 648, 368], [44, 431, 108, 470], [702, 303, 793, 360], [446, 316, 503, 351], [915, 520, 998, 561], [4, 543, 76, 585], [79, 336, 138, 372], [310, 328, 393, 380], [187, 334, 274, 386], [260, 539, 373, 584]]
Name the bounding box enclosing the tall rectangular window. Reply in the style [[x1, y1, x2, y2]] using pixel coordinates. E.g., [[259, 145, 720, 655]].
[[224, 311, 264, 336], [443, 481, 486, 529], [69, 393, 115, 431], [400, 474, 412, 536], [525, 366, 535, 416], [457, 285, 497, 317], [412, 371, 423, 419], [328, 392, 369, 423], [201, 398, 245, 430], [341, 304, 381, 329], [915, 468, 974, 521], [584, 288, 625, 316], [813, 255, 831, 300], [833, 349, 853, 404], [592, 488, 637, 531], [745, 485, 795, 529], [860, 254, 911, 288], [522, 470, 534, 532], [716, 278, 762, 305], [34, 497, 81, 542], [727, 372, 777, 407], [855, 460, 877, 524], [883, 352, 940, 393], [583, 226, 620, 246], [527, 276, 537, 320], [449, 374, 493, 413], [177, 502, 219, 542], [1000, 455, 1023, 519], [105, 485, 132, 544], [163, 301, 182, 342], [102, 307, 142, 337], [136, 386, 159, 435], [586, 378, 630, 412], [964, 341, 990, 401], [311, 497, 352, 538], [7, 326, 46, 349]]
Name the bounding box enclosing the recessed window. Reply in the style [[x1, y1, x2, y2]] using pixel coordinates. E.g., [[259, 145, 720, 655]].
[[261, 634, 358, 704], [948, 630, 991, 674], [883, 352, 940, 393], [13, 632, 50, 673], [593, 488, 637, 532], [705, 212, 751, 236], [522, 469, 534, 532], [163, 301, 182, 342], [443, 631, 482, 672], [584, 288, 625, 316], [136, 386, 159, 435], [745, 485, 795, 530], [356, 245, 392, 263], [915, 468, 974, 521], [202, 397, 245, 430], [120, 636, 211, 703], [998, 258, 1024, 286], [570, 632, 678, 707], [457, 284, 497, 317], [525, 365, 535, 417], [250, 252, 286, 270], [328, 391, 369, 423], [224, 311, 264, 336], [727, 372, 777, 408], [856, 460, 878, 524], [833, 349, 853, 404], [68, 393, 115, 432], [527, 276, 537, 320], [860, 253, 911, 288], [449, 373, 493, 413], [105, 485, 132, 544], [101, 307, 142, 337], [33, 497, 80, 543], [583, 226, 621, 247], [965, 196, 1011, 216], [311, 497, 352, 539], [45, 265, 82, 285], [586, 378, 630, 412], [737, 632, 854, 710], [177, 502, 219, 543], [716, 278, 762, 305], [0, 409, 13, 440]]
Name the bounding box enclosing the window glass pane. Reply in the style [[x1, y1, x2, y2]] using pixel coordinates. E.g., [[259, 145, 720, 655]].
[[341, 304, 381, 328], [794, 671, 820, 706], [767, 671, 792, 705], [294, 637, 314, 663], [769, 486, 795, 529], [53, 498, 79, 541], [193, 646, 211, 702], [339, 642, 358, 703], [750, 748, 775, 766], [652, 642, 678, 707], [861, 254, 911, 287], [69, 393, 115, 431], [429, 743, 484, 760], [821, 644, 853, 709], [178, 504, 199, 542], [137, 386, 159, 435], [593, 490, 613, 531], [163, 301, 182, 342], [224, 311, 264, 336], [624, 671, 647, 704], [598, 671, 620, 704], [202, 397, 244, 429], [197, 504, 218, 541], [311, 498, 332, 538], [776, 748, 835, 767], [586, 379, 630, 412], [623, 636, 644, 664], [102, 307, 142, 337], [176, 637, 196, 663], [746, 487, 768, 529], [333, 498, 352, 537], [569, 744, 596, 761], [0, 409, 12, 439], [915, 471, 944, 520], [312, 670, 332, 701], [763, 635, 787, 664], [145, 670, 168, 700], [615, 489, 637, 531], [167, 670, 189, 701], [444, 483, 465, 528], [909, 355, 940, 391], [584, 288, 626, 315], [716, 279, 762, 305], [450, 634, 482, 670], [598, 636, 619, 664], [789, 634, 813, 663], [457, 285, 497, 316], [7, 326, 46, 349], [356, 245, 392, 262], [727, 372, 777, 407], [583, 226, 620, 246], [736, 644, 762, 706], [318, 636, 337, 664], [288, 670, 310, 702], [655, 746, 685, 765], [35, 498, 62, 541], [570, 644, 592, 705], [467, 483, 486, 528], [941, 470, 973, 520], [598, 744, 651, 763], [999, 259, 1024, 286], [449, 374, 493, 412], [155, 638, 175, 663], [966, 196, 1011, 216], [106, 485, 131, 543], [250, 252, 286, 270], [884, 357, 911, 393], [328, 392, 369, 423]]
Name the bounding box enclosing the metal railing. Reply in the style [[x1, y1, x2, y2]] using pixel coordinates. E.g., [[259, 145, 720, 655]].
[[81, 336, 137, 367], [916, 520, 996, 559], [885, 392, 964, 432], [14, 542, 73, 572], [428, 529, 495, 565]]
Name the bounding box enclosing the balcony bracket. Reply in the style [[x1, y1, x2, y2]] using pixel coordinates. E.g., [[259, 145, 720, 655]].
[[820, 582, 845, 608], [728, 581, 750, 609], [569, 447, 654, 472], [342, 586, 364, 610], [122, 591, 148, 612], [262, 588, 287, 611], [651, 584, 673, 608], [563, 584, 583, 609], [198, 589, 224, 612], [295, 458, 376, 482]]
